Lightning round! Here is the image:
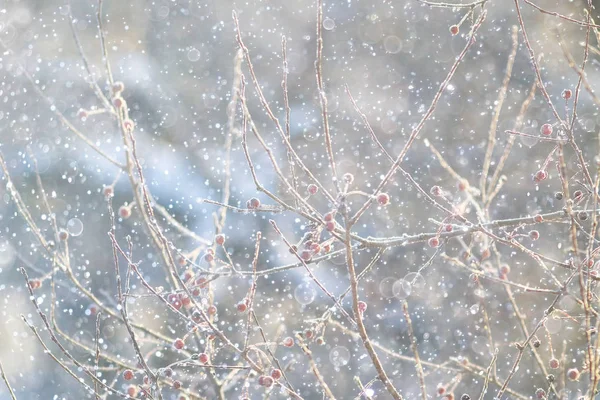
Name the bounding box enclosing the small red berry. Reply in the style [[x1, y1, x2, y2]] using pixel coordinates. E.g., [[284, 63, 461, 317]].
[[199, 353, 209, 364], [535, 388, 546, 399], [271, 369, 282, 380], [29, 279, 42, 290], [215, 234, 225, 245], [567, 367, 579, 381], [283, 337, 294, 347], [173, 338, 185, 350], [237, 301, 248, 313], [119, 205, 131, 219], [377, 193, 390, 206], [102, 185, 114, 198], [123, 369, 134, 381], [173, 380, 182, 389], [428, 237, 440, 248], [562, 89, 572, 100], [112, 81, 125, 94], [127, 385, 137, 397], [58, 230, 69, 241], [207, 305, 217, 315], [535, 170, 548, 182], [529, 230, 540, 240], [113, 97, 124, 108], [445, 224, 453, 232], [358, 301, 367, 313], [534, 214, 543, 223], [500, 264, 510, 275], [438, 385, 446, 395], [549, 358, 559, 369], [261, 376, 274, 388], [457, 180, 468, 191], [322, 243, 331, 253], [450, 25, 459, 35], [78, 109, 88, 119], [304, 329, 314, 339], [430, 185, 443, 196], [324, 212, 334, 222], [300, 250, 312, 261], [247, 198, 261, 209], [307, 184, 318, 195], [573, 190, 584, 201], [163, 367, 173, 377], [325, 221, 335, 232], [541, 124, 553, 136]]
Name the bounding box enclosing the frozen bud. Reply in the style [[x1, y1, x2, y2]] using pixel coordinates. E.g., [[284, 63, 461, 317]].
[[123, 119, 135, 131], [112, 81, 125, 94]]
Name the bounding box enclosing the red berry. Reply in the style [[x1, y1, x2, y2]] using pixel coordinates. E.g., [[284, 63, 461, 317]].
[[78, 109, 88, 119], [247, 198, 261, 209], [457, 180, 468, 191], [428, 237, 440, 248], [113, 97, 124, 108], [173, 380, 182, 389], [500, 264, 510, 275], [445, 224, 453, 232], [283, 337, 294, 347], [119, 205, 131, 219], [377, 193, 390, 206], [123, 369, 134, 381], [58, 230, 69, 241], [534, 170, 548, 182], [549, 358, 559, 369], [322, 243, 331, 253], [102, 185, 114, 198], [304, 329, 314, 339], [562, 89, 572, 100], [534, 214, 543, 223], [438, 385, 446, 395], [173, 338, 185, 350], [163, 367, 173, 377], [199, 353, 209, 364], [541, 124, 553, 136], [271, 369, 282, 380], [450, 25, 459, 35], [430, 185, 442, 197], [300, 250, 312, 261], [535, 388, 546, 399], [307, 184, 318, 195], [127, 385, 137, 397], [357, 301, 367, 313], [325, 221, 335, 232], [237, 301, 248, 313], [529, 230, 540, 240], [207, 305, 217, 315], [573, 190, 583, 201], [567, 367, 579, 381], [324, 212, 334, 222], [215, 234, 225, 245]]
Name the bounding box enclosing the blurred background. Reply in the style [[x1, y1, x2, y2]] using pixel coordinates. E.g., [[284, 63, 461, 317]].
[[2, 0, 600, 399]]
